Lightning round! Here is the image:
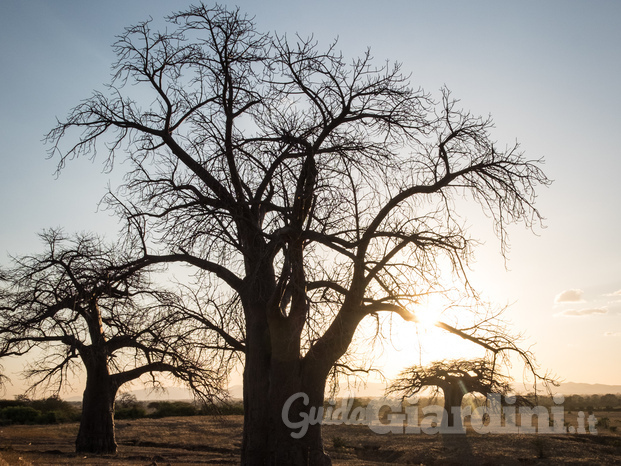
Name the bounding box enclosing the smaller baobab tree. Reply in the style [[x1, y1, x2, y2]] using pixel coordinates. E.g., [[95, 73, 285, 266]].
[[0, 229, 228, 454], [388, 358, 514, 430], [387, 329, 557, 432]]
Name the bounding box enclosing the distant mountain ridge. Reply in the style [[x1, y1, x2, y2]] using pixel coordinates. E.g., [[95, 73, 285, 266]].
[[229, 382, 621, 399], [64, 381, 621, 402], [551, 382, 621, 395]]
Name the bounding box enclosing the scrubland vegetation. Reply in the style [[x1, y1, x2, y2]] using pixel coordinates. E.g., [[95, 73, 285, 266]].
[[1, 394, 620, 464], [1, 410, 620, 465], [1, 393, 620, 426], [0, 394, 243, 426]]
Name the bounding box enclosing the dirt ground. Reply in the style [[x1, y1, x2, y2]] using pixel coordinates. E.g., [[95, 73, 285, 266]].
[[1, 411, 620, 465]]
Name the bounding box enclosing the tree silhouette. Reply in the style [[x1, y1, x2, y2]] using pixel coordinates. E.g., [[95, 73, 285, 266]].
[[46, 4, 551, 463], [388, 358, 519, 430], [0, 230, 227, 454]]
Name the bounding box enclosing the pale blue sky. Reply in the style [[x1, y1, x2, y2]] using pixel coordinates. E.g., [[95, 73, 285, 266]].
[[1, 1, 620, 396]]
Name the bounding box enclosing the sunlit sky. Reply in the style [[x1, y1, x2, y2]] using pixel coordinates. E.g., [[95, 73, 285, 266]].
[[1, 1, 620, 397]]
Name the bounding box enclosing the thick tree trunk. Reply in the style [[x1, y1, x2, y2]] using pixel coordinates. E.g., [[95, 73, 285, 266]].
[[241, 302, 333, 465], [75, 359, 118, 454], [268, 359, 331, 465], [241, 314, 272, 464], [442, 384, 464, 430], [241, 353, 331, 464], [239, 251, 362, 464], [241, 336, 334, 465]]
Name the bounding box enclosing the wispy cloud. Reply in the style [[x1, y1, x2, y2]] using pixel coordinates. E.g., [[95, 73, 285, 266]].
[[554, 289, 585, 303], [555, 307, 608, 317], [605, 289, 621, 298], [604, 331, 621, 337]]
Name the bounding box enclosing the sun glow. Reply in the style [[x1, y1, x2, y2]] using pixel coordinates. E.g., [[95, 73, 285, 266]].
[[372, 292, 489, 384], [414, 301, 443, 331], [402, 291, 454, 332]]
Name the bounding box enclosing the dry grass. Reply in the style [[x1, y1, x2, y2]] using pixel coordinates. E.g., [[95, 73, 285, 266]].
[[0, 417, 241, 465], [0, 410, 620, 464]]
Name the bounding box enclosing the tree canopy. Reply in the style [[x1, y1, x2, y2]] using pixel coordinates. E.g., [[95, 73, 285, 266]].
[[387, 358, 516, 402], [0, 229, 227, 453]]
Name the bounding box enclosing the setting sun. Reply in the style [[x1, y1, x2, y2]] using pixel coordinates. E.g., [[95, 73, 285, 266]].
[[414, 305, 441, 330], [369, 293, 491, 384]]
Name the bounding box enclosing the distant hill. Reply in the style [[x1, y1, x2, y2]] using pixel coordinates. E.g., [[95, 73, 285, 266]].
[[63, 381, 621, 402], [551, 382, 621, 395], [231, 381, 621, 399], [129, 381, 621, 400], [512, 381, 621, 395]]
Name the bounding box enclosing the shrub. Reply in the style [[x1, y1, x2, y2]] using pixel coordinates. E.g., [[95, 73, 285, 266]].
[[0, 396, 80, 424], [115, 406, 147, 420], [31, 395, 65, 412], [36, 411, 58, 424], [31, 397, 80, 422], [0, 406, 42, 424], [332, 436, 347, 449], [597, 417, 611, 429], [116, 393, 139, 409], [150, 401, 197, 418], [0, 399, 26, 409]]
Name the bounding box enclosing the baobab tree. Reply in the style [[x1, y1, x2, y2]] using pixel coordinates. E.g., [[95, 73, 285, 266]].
[[388, 358, 520, 430], [0, 230, 228, 454], [47, 4, 551, 464]]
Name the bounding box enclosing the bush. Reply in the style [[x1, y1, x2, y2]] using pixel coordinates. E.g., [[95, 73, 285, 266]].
[[115, 406, 147, 420], [114, 393, 146, 419], [0, 399, 26, 409], [116, 393, 139, 409], [150, 401, 197, 418], [31, 397, 81, 422], [36, 411, 59, 424], [597, 417, 611, 429], [0, 396, 81, 424], [332, 436, 347, 449], [30, 395, 65, 412], [0, 406, 42, 424]]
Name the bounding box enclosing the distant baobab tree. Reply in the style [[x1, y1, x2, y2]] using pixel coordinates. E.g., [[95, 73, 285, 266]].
[[0, 230, 229, 454], [46, 3, 551, 464], [387, 358, 528, 430]]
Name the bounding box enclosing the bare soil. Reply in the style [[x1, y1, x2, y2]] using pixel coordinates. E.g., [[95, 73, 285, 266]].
[[0, 411, 620, 465]]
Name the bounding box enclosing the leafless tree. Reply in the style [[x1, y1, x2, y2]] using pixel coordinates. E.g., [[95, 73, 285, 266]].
[[0, 230, 228, 454], [388, 310, 558, 430], [46, 4, 551, 464], [387, 358, 518, 429]]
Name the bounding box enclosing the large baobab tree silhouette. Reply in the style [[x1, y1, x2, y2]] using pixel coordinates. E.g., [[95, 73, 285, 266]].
[[0, 230, 227, 454], [46, 3, 551, 463]]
